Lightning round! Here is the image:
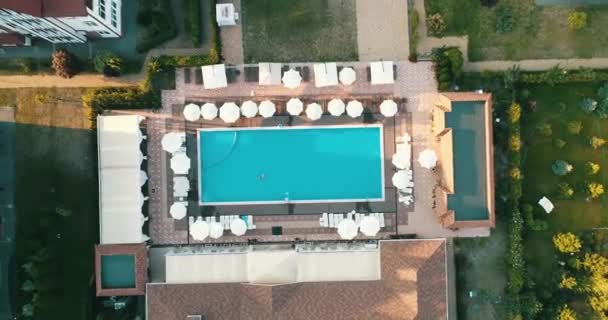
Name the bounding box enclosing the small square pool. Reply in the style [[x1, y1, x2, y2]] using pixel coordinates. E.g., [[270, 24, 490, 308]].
[[101, 255, 136, 289]]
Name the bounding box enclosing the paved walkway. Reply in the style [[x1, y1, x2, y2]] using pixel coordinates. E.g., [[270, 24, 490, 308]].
[[0, 73, 139, 88], [218, 0, 244, 63], [355, 0, 409, 61]]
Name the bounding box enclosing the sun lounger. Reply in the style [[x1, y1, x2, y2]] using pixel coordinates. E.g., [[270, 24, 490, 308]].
[[320, 212, 329, 227], [379, 213, 385, 227], [355, 213, 362, 226]]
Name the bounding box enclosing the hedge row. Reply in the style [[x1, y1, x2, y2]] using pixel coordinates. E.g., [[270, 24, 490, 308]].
[[432, 47, 464, 91], [520, 66, 608, 85]]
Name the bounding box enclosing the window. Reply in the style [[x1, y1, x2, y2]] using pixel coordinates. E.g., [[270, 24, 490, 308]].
[[99, 30, 110, 35], [111, 20, 117, 28], [84, 21, 97, 26], [99, 3, 106, 18]]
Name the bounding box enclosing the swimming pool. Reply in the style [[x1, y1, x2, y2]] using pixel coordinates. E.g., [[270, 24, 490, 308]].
[[198, 125, 385, 205], [101, 255, 136, 289]]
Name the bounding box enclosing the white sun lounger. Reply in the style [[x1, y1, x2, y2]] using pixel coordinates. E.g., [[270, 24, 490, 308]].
[[247, 215, 256, 229], [329, 213, 335, 228], [355, 213, 362, 226], [379, 213, 385, 227], [320, 212, 329, 227]]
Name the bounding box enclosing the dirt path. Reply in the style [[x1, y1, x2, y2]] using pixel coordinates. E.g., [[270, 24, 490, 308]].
[[355, 0, 409, 61], [0, 74, 139, 88]]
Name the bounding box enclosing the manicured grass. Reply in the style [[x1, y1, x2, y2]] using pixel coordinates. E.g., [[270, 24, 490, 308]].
[[241, 0, 358, 62], [1, 88, 98, 319], [424, 0, 608, 60]]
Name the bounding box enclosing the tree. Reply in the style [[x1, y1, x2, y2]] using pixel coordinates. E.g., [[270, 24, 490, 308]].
[[427, 13, 446, 36], [598, 82, 608, 99], [590, 136, 606, 149], [559, 274, 577, 289], [587, 182, 605, 199], [586, 162, 600, 175], [553, 232, 582, 253], [557, 182, 574, 199], [93, 50, 123, 77], [51, 49, 74, 78], [567, 120, 583, 135], [557, 304, 577, 320], [552, 160, 573, 176], [554, 138, 567, 149], [568, 11, 587, 31], [495, 6, 514, 34], [580, 98, 597, 113]]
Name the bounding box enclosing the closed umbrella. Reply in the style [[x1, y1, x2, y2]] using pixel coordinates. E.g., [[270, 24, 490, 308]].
[[339, 67, 356, 85], [170, 203, 187, 220], [183, 103, 201, 121], [161, 132, 183, 153], [346, 100, 363, 118], [327, 99, 345, 116], [190, 220, 209, 241], [220, 102, 240, 123], [392, 170, 408, 189], [418, 149, 438, 169], [240, 100, 258, 118], [337, 219, 358, 240], [360, 216, 381, 236], [258, 100, 276, 118], [392, 152, 409, 170], [171, 153, 191, 174], [286, 98, 304, 116], [173, 176, 190, 196], [380, 99, 398, 117], [209, 221, 224, 239], [538, 196, 554, 213], [306, 103, 323, 121], [230, 218, 247, 236], [201, 103, 218, 120], [282, 69, 302, 89]]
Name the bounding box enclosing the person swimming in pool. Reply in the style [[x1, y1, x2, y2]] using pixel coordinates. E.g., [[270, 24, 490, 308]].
[[257, 173, 266, 181]]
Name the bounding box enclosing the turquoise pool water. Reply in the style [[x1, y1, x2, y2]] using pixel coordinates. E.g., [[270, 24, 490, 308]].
[[445, 101, 490, 221], [198, 126, 384, 204], [101, 255, 136, 289]]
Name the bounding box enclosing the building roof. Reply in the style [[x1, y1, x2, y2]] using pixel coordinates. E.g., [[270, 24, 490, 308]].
[[146, 239, 448, 320], [0, 0, 87, 17], [0, 32, 25, 46], [0, 0, 42, 16]]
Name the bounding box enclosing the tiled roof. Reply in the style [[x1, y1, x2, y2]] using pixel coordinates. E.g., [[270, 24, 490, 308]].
[[146, 239, 448, 320], [0, 32, 24, 45], [0, 0, 87, 17], [0, 0, 42, 16]]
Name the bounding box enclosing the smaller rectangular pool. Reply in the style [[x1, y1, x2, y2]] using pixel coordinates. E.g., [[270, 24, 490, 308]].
[[101, 255, 136, 289]]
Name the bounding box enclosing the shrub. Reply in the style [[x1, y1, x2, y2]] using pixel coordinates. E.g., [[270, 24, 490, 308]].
[[93, 50, 123, 76], [409, 9, 420, 58], [51, 49, 75, 78], [557, 304, 577, 320], [557, 182, 574, 199], [445, 47, 464, 80], [554, 138, 567, 149], [567, 120, 582, 135], [510, 167, 521, 180], [590, 136, 606, 149], [553, 232, 582, 253], [559, 274, 577, 290], [537, 122, 552, 137], [580, 98, 598, 113], [567, 11, 587, 31], [522, 203, 548, 231], [552, 160, 573, 176], [586, 182, 605, 199], [496, 6, 515, 34], [508, 103, 521, 123], [427, 13, 446, 36], [595, 99, 608, 119], [509, 134, 521, 152], [598, 82, 608, 99], [586, 162, 600, 175]]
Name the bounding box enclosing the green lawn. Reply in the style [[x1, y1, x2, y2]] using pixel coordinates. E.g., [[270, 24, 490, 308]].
[[424, 0, 608, 61], [241, 0, 358, 62], [1, 88, 98, 320]]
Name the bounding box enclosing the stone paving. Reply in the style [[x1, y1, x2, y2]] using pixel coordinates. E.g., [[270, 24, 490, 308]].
[[355, 0, 409, 61], [218, 0, 244, 63]]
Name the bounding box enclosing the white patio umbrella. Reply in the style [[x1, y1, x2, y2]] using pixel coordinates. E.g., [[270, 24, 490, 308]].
[[240, 100, 258, 118], [258, 100, 276, 118], [201, 103, 218, 120], [306, 103, 323, 121], [392, 170, 408, 189], [282, 69, 302, 89], [392, 152, 409, 170], [169, 203, 187, 220], [190, 220, 209, 241], [139, 170, 148, 187], [337, 219, 358, 240], [418, 149, 438, 169], [183, 103, 201, 121], [209, 221, 224, 239], [230, 218, 247, 236], [538, 196, 554, 213], [346, 100, 364, 118], [380, 99, 398, 117], [339, 67, 356, 85], [171, 153, 191, 174], [220, 102, 240, 123], [360, 216, 381, 236], [286, 98, 304, 116], [173, 176, 190, 195], [161, 132, 183, 153], [327, 99, 345, 117]]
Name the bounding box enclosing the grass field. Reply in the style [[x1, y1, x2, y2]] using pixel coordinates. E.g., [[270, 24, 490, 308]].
[[0, 88, 98, 320], [424, 0, 608, 61], [241, 0, 358, 62]]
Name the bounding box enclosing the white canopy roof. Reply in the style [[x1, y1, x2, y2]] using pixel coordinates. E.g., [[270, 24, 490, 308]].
[[360, 216, 381, 236], [170, 202, 187, 220], [183, 103, 200, 121], [240, 100, 258, 118], [259, 63, 282, 86], [161, 132, 184, 153], [370, 61, 395, 85], [201, 64, 227, 89], [286, 98, 304, 116], [380, 99, 398, 117], [190, 220, 209, 241], [97, 115, 147, 244], [337, 219, 358, 240], [418, 149, 438, 169], [219, 102, 240, 123], [230, 218, 247, 236], [339, 67, 356, 85], [139, 170, 148, 187], [171, 153, 191, 174], [216, 3, 236, 26], [313, 63, 338, 87], [258, 100, 276, 118], [346, 100, 364, 118], [200, 103, 218, 120], [538, 196, 554, 213], [327, 99, 345, 116], [306, 103, 323, 121], [282, 69, 302, 89]]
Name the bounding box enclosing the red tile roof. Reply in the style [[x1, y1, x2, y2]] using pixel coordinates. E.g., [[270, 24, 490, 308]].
[[146, 239, 448, 320], [0, 32, 25, 45], [0, 0, 42, 16], [0, 0, 87, 17]]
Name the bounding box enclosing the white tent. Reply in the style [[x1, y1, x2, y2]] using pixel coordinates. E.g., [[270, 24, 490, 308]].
[[190, 220, 209, 241], [171, 153, 191, 174], [209, 221, 224, 239], [230, 218, 247, 236], [139, 170, 148, 187], [380, 99, 398, 117], [259, 63, 282, 86], [183, 103, 201, 121], [337, 219, 358, 240], [170, 202, 187, 220], [313, 62, 338, 87], [538, 197, 554, 213], [286, 98, 304, 116], [258, 100, 276, 118], [201, 103, 218, 120], [240, 100, 258, 118], [220, 102, 240, 123], [392, 152, 409, 170], [173, 176, 190, 196], [282, 69, 302, 89], [418, 149, 438, 169], [346, 100, 364, 118], [201, 64, 228, 89], [360, 216, 381, 236], [392, 170, 408, 189], [339, 67, 356, 85], [306, 103, 323, 121], [215, 3, 236, 26], [327, 99, 345, 116], [370, 61, 395, 85], [161, 132, 184, 153], [97, 115, 147, 244]]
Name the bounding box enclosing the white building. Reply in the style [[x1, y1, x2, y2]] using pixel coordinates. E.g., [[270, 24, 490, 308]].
[[0, 0, 121, 45]]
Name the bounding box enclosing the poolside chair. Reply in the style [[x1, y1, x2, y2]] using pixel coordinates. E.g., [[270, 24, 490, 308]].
[[329, 213, 335, 228], [247, 215, 256, 230], [320, 213, 329, 227], [355, 213, 362, 226], [379, 213, 385, 227]]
